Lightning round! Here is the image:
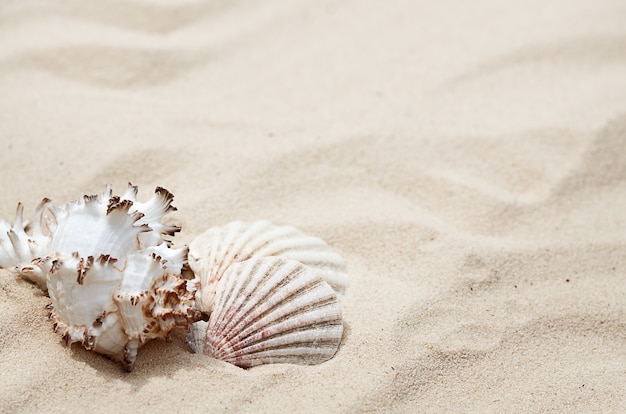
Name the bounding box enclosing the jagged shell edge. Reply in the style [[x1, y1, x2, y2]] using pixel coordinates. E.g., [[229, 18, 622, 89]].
[[0, 184, 183, 291], [47, 251, 199, 371]]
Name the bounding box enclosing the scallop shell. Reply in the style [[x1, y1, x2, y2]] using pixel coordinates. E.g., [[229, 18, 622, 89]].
[[0, 184, 199, 371], [186, 256, 344, 367], [188, 220, 349, 314]]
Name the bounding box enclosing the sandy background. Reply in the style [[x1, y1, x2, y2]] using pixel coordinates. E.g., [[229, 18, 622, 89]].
[[1, 0, 625, 412]]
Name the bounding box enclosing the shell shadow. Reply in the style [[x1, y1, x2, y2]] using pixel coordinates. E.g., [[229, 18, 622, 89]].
[[67, 328, 199, 386]]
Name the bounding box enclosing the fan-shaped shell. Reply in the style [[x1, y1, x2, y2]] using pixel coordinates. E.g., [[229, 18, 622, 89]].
[[186, 256, 344, 367], [188, 220, 349, 314]]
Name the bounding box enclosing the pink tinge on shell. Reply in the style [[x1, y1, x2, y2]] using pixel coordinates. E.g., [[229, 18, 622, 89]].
[[187, 256, 344, 368]]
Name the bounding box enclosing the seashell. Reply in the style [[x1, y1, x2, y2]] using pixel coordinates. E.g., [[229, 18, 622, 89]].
[[1, 184, 199, 371], [0, 184, 182, 291], [188, 220, 349, 314], [0, 198, 53, 289], [186, 256, 344, 367]]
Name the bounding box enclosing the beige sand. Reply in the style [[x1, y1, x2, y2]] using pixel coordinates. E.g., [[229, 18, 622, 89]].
[[1, 0, 625, 412]]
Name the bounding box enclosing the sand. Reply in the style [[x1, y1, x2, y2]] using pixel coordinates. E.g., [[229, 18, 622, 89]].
[[1, 0, 625, 412]]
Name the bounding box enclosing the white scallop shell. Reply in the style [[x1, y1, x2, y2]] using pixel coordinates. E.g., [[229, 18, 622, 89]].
[[186, 256, 344, 367], [188, 220, 349, 314], [0, 184, 199, 371]]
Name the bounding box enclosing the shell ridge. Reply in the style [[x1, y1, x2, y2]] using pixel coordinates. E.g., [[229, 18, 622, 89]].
[[198, 256, 344, 367], [225, 323, 344, 358], [214, 221, 270, 284], [208, 258, 272, 345], [221, 279, 340, 352], [207, 258, 283, 352], [252, 234, 328, 258], [223, 223, 301, 272], [204, 231, 223, 285], [254, 242, 349, 291], [199, 221, 271, 294], [211, 222, 245, 281], [220, 304, 343, 359], [212, 258, 300, 345], [190, 227, 229, 305], [187, 220, 350, 314], [231, 221, 291, 261], [220, 266, 318, 342], [228, 340, 342, 366]]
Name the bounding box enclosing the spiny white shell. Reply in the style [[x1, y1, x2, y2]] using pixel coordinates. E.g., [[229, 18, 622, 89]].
[[0, 199, 53, 289], [1, 184, 199, 371], [188, 220, 349, 314], [44, 251, 194, 369], [0, 184, 182, 291], [186, 256, 344, 367]]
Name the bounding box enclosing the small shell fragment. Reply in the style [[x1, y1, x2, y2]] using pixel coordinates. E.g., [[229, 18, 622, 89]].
[[0, 199, 53, 289], [186, 256, 344, 367]]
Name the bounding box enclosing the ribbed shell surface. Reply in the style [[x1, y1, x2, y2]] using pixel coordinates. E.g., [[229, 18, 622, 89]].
[[188, 220, 349, 314], [188, 256, 344, 367]]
